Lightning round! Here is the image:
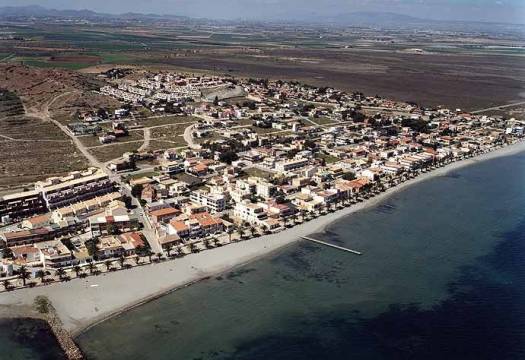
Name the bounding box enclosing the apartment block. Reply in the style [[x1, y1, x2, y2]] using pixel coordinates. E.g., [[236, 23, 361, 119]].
[[35, 168, 114, 210]]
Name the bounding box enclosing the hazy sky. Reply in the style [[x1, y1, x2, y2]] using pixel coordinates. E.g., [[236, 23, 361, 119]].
[[1, 0, 524, 24]]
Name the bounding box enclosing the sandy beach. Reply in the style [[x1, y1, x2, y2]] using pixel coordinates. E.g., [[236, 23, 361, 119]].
[[1, 140, 524, 336]]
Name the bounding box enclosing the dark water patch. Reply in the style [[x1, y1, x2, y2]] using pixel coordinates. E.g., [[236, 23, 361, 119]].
[[441, 171, 462, 179], [374, 203, 397, 214], [225, 268, 257, 283], [0, 318, 66, 360]]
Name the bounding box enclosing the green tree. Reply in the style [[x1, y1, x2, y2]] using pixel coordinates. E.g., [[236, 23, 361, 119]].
[[34, 296, 51, 314], [104, 260, 113, 271], [35, 270, 46, 284], [56, 267, 67, 281], [2, 279, 11, 291], [72, 265, 82, 278], [118, 255, 126, 268], [18, 265, 30, 286], [87, 260, 96, 275]]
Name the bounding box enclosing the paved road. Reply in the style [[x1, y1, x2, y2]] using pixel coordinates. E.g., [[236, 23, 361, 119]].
[[471, 101, 525, 114], [183, 123, 200, 149]]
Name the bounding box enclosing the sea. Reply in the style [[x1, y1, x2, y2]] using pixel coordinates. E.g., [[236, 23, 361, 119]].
[[4, 149, 525, 360]]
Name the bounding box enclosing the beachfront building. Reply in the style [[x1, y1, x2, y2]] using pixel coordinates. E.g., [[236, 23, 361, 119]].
[[233, 201, 268, 225], [36, 240, 77, 269], [167, 212, 224, 239], [89, 214, 140, 237], [11, 245, 41, 266]]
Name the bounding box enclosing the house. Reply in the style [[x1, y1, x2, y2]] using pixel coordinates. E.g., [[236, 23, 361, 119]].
[[159, 234, 182, 250], [11, 245, 41, 266], [0, 222, 82, 247], [118, 232, 146, 256], [36, 240, 76, 269], [189, 212, 224, 234], [149, 207, 181, 224], [89, 214, 140, 237], [167, 220, 190, 238], [97, 236, 125, 259], [141, 184, 157, 203], [274, 158, 309, 172], [22, 214, 51, 230], [261, 201, 295, 218]]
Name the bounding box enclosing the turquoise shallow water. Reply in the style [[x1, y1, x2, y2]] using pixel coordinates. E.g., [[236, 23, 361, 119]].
[[76, 151, 525, 359]]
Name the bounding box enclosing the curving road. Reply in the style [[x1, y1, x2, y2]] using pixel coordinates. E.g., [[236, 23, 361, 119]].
[[183, 123, 201, 149]]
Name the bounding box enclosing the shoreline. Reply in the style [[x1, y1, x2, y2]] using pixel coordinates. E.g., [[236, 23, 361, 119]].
[[1, 140, 524, 339]]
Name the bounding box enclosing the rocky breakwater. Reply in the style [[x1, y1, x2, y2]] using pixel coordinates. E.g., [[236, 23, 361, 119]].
[[34, 296, 84, 360]]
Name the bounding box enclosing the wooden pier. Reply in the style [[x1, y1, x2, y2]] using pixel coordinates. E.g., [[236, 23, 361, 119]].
[[301, 236, 362, 255]]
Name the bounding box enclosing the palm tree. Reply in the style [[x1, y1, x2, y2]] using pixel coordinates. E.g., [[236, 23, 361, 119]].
[[2, 279, 11, 291], [166, 244, 174, 257], [87, 260, 95, 275], [190, 243, 200, 253], [118, 256, 126, 268], [18, 265, 30, 286], [35, 270, 46, 284], [104, 260, 113, 271], [72, 265, 82, 278], [146, 249, 154, 263], [56, 267, 67, 281]]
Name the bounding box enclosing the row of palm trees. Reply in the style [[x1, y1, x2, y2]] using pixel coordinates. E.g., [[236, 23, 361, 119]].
[[1, 248, 172, 292]]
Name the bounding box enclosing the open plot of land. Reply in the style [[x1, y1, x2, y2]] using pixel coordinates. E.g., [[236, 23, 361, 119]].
[[50, 92, 122, 125], [1, 116, 70, 140], [147, 140, 187, 151], [310, 117, 340, 126], [0, 90, 25, 118], [88, 141, 143, 163], [316, 153, 340, 164], [135, 115, 199, 127], [150, 123, 192, 147], [0, 115, 88, 188], [242, 167, 275, 180], [80, 130, 145, 148]]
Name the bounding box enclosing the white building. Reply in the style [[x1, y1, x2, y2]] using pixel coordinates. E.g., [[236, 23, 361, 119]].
[[233, 201, 268, 225]]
